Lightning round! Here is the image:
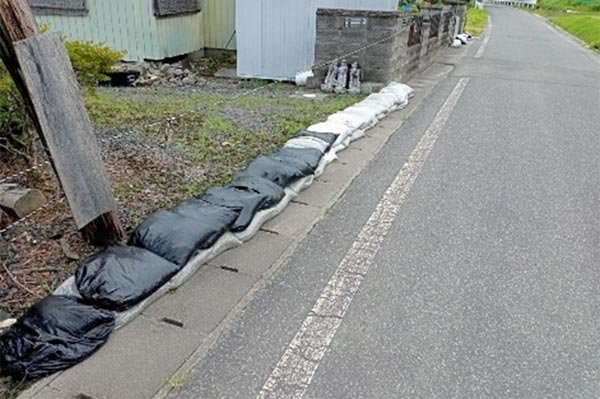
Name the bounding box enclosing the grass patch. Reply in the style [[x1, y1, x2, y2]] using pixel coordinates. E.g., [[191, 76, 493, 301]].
[[540, 11, 600, 50], [165, 370, 193, 390], [183, 92, 364, 194], [465, 7, 489, 36], [537, 0, 600, 12], [85, 91, 221, 129], [86, 85, 365, 198], [536, 0, 600, 51]]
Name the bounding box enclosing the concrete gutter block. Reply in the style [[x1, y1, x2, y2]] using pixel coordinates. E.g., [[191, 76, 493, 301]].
[[295, 179, 348, 209], [262, 202, 322, 238], [23, 386, 65, 399], [336, 147, 375, 169], [49, 315, 205, 399], [318, 159, 362, 184], [355, 132, 390, 154], [208, 231, 293, 278], [144, 267, 255, 334]]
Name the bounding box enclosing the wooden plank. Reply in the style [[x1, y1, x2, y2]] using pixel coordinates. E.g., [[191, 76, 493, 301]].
[[0, 0, 39, 42], [14, 33, 117, 231]]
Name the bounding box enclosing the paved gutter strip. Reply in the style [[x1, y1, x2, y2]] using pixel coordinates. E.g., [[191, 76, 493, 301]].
[[18, 59, 460, 399]]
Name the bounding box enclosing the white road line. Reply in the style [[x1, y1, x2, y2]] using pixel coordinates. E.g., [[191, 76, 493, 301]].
[[256, 77, 471, 399], [475, 16, 493, 58]]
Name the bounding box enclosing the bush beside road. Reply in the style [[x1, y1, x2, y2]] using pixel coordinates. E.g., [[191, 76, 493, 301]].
[[536, 0, 600, 51], [466, 7, 490, 36]]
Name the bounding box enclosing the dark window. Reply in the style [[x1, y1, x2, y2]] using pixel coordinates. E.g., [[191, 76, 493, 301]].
[[443, 14, 451, 33], [429, 14, 440, 38], [154, 0, 201, 18], [28, 0, 88, 16], [407, 17, 423, 47]]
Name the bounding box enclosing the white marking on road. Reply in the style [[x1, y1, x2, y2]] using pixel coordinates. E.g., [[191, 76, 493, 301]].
[[475, 16, 493, 58], [256, 77, 471, 399]]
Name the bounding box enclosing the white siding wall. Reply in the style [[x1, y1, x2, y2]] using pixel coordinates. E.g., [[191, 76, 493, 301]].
[[36, 0, 204, 61], [203, 0, 237, 50], [237, 0, 397, 80]]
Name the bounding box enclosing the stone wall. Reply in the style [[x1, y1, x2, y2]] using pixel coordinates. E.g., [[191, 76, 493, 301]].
[[314, 4, 466, 84]]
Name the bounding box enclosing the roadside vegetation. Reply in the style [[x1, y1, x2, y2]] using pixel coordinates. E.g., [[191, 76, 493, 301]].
[[465, 6, 490, 36], [536, 0, 600, 51]]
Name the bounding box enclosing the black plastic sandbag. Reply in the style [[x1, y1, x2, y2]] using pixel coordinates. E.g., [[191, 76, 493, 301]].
[[0, 295, 114, 379], [129, 209, 230, 266], [75, 246, 181, 312], [239, 154, 310, 188], [200, 184, 282, 232], [173, 198, 239, 225], [227, 175, 286, 203], [295, 130, 338, 151], [272, 147, 324, 173]]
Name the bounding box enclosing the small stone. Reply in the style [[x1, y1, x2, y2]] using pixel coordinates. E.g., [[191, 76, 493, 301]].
[[182, 76, 194, 85], [136, 75, 159, 86], [173, 68, 184, 77], [0, 185, 46, 219], [60, 238, 80, 261], [159, 64, 171, 74]]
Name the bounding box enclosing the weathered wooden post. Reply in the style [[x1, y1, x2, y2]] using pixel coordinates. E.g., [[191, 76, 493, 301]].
[[0, 0, 123, 246]]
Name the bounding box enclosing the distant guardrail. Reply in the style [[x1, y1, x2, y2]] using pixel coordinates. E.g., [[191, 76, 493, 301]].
[[483, 0, 537, 8]]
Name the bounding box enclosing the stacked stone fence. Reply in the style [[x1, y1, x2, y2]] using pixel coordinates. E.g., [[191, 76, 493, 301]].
[[314, 3, 466, 84]]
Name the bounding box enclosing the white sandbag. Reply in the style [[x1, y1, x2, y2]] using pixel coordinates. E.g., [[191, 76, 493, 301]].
[[54, 276, 81, 298], [307, 121, 353, 136], [307, 121, 355, 149], [114, 232, 243, 328], [295, 70, 313, 86], [288, 174, 315, 195], [456, 33, 469, 44], [388, 82, 415, 98], [284, 136, 330, 153], [380, 88, 408, 106], [350, 128, 366, 142], [363, 93, 397, 109], [451, 38, 462, 48], [328, 111, 372, 131], [381, 83, 414, 105], [344, 105, 381, 122], [315, 150, 338, 178], [331, 129, 363, 153], [350, 102, 389, 120], [234, 191, 295, 242]]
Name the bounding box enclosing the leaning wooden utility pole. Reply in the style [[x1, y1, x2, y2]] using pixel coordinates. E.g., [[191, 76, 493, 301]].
[[0, 0, 123, 246]]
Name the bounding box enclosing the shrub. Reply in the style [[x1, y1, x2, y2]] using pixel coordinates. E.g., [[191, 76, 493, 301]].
[[65, 40, 126, 87], [0, 65, 27, 152], [0, 39, 125, 157]]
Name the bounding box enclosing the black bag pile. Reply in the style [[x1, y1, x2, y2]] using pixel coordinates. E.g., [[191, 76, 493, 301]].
[[75, 246, 181, 312], [0, 132, 331, 380], [0, 296, 114, 379]]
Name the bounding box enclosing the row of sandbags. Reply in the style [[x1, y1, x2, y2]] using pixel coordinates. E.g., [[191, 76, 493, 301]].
[[0, 83, 414, 380]]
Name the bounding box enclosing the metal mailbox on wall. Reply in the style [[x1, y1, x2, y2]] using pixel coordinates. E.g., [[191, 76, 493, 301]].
[[236, 0, 397, 80]]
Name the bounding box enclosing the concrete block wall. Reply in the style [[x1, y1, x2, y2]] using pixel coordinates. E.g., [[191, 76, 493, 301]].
[[314, 4, 466, 84]]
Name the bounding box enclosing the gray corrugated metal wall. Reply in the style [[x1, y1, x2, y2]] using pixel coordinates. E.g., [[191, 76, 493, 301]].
[[237, 0, 397, 80], [203, 0, 237, 50]]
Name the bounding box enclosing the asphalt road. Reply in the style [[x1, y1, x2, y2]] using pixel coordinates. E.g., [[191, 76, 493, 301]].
[[174, 7, 600, 399]]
